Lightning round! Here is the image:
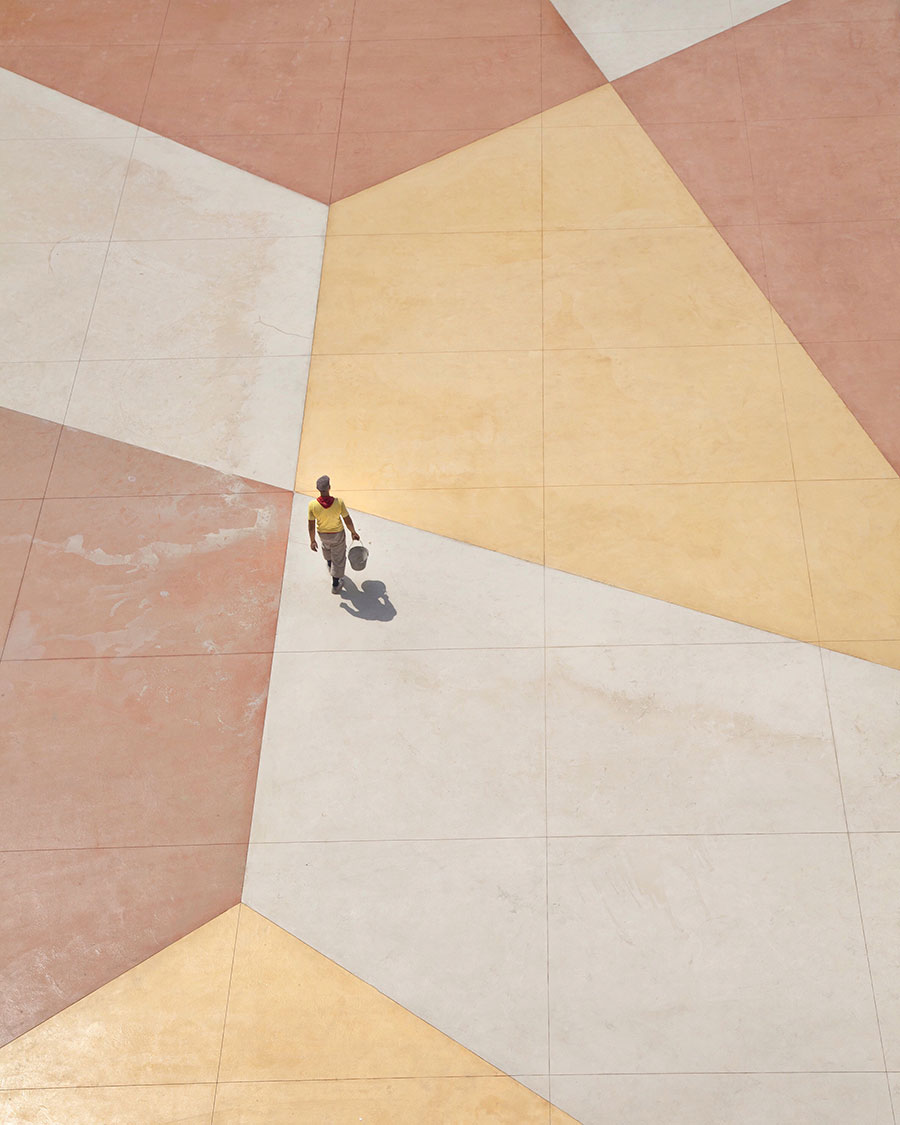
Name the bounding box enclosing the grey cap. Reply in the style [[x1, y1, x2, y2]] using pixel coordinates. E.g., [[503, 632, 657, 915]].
[[315, 474, 330, 491]]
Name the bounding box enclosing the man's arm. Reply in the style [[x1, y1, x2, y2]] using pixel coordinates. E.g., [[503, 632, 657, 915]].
[[308, 518, 318, 551], [343, 513, 360, 540]]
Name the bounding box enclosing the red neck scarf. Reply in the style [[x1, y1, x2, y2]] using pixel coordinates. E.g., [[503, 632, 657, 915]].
[[317, 495, 335, 508]]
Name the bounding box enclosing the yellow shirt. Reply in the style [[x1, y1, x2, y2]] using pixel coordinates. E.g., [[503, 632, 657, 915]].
[[308, 496, 348, 534]]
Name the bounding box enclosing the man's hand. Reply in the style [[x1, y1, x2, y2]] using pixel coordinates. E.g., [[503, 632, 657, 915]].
[[310, 540, 318, 552], [352, 532, 360, 541]]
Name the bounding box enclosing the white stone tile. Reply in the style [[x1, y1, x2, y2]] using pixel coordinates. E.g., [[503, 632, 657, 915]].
[[553, 0, 732, 35], [822, 651, 900, 832], [114, 134, 327, 241], [1, 242, 107, 361], [0, 68, 137, 139], [0, 362, 77, 422], [730, 0, 792, 24], [851, 833, 900, 1070], [66, 356, 309, 488], [516, 1076, 550, 1100], [545, 566, 786, 647], [251, 648, 546, 843], [578, 26, 729, 81], [82, 237, 324, 360], [0, 138, 132, 242], [275, 499, 545, 651], [547, 643, 844, 835], [548, 835, 882, 1073], [243, 838, 549, 1076], [551, 1074, 894, 1125]]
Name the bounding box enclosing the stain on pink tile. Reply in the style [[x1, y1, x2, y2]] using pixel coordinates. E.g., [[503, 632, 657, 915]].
[[47, 426, 280, 498], [762, 220, 900, 343], [161, 0, 355, 43], [0, 845, 244, 1045], [5, 491, 292, 660], [615, 30, 743, 123], [806, 340, 900, 474], [0, 409, 59, 501], [1, 654, 272, 849], [0, 500, 40, 651]]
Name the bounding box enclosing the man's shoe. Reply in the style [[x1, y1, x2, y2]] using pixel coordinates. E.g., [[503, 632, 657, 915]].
[[331, 577, 341, 594]]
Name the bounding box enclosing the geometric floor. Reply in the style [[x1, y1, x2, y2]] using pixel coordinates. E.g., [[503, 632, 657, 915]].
[[2, 1, 900, 1122]]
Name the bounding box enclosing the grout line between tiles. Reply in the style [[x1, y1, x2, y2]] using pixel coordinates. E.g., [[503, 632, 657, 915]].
[[209, 905, 242, 1125], [326, 0, 358, 203]]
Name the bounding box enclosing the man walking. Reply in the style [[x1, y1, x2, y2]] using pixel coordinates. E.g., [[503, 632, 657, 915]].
[[308, 475, 360, 594]]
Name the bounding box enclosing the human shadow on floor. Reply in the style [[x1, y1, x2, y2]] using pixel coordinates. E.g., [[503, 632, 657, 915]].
[[339, 577, 397, 622]]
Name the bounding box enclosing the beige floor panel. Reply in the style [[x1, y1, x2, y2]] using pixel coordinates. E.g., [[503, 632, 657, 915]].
[[799, 479, 900, 642], [545, 483, 817, 641], [312, 232, 542, 355], [822, 639, 900, 672], [0, 1084, 215, 1125], [298, 352, 543, 490], [0, 909, 238, 1089], [543, 346, 793, 485]]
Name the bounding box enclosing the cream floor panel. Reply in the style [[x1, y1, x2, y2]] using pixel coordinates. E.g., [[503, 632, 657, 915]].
[[339, 487, 545, 564], [0, 68, 137, 140], [544, 565, 787, 646], [0, 909, 237, 1088], [550, 1074, 894, 1125], [549, 835, 882, 1073], [1, 243, 107, 362], [1, 138, 132, 241], [298, 351, 543, 490], [542, 123, 709, 230], [822, 650, 900, 830], [243, 839, 549, 1077], [67, 356, 310, 489], [328, 123, 542, 236], [251, 648, 546, 843], [777, 343, 896, 481], [275, 501, 545, 651], [218, 907, 499, 1083], [543, 228, 773, 349], [82, 237, 324, 360], [312, 233, 543, 355], [850, 834, 900, 1070], [799, 480, 900, 641], [0, 362, 76, 423], [213, 1078, 575, 1124], [115, 133, 327, 240], [545, 483, 817, 641], [0, 1084, 215, 1125], [543, 346, 793, 485], [546, 642, 843, 835]]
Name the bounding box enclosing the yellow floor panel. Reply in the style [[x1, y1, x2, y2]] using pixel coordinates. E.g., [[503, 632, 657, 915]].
[[0, 907, 573, 1124], [299, 84, 900, 669]]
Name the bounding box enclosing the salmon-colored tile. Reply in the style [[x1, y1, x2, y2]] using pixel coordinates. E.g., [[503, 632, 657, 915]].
[[744, 0, 898, 25], [0, 654, 272, 849], [749, 117, 900, 224], [162, 0, 354, 43], [0, 500, 39, 650], [47, 425, 280, 498], [340, 37, 542, 135], [180, 132, 337, 204], [799, 480, 900, 641], [351, 0, 541, 41], [735, 20, 900, 121], [0, 0, 168, 44], [761, 221, 900, 343], [643, 120, 757, 226], [614, 30, 743, 124], [0, 909, 238, 1083], [541, 0, 571, 36], [720, 224, 769, 295], [142, 43, 347, 137], [0, 846, 243, 1045], [541, 32, 605, 110], [805, 340, 900, 474], [0, 408, 59, 500], [0, 44, 156, 123], [331, 128, 486, 204], [4, 492, 292, 659]]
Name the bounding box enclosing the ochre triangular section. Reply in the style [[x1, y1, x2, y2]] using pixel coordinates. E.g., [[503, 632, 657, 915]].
[[0, 907, 579, 1123], [300, 85, 900, 671]]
